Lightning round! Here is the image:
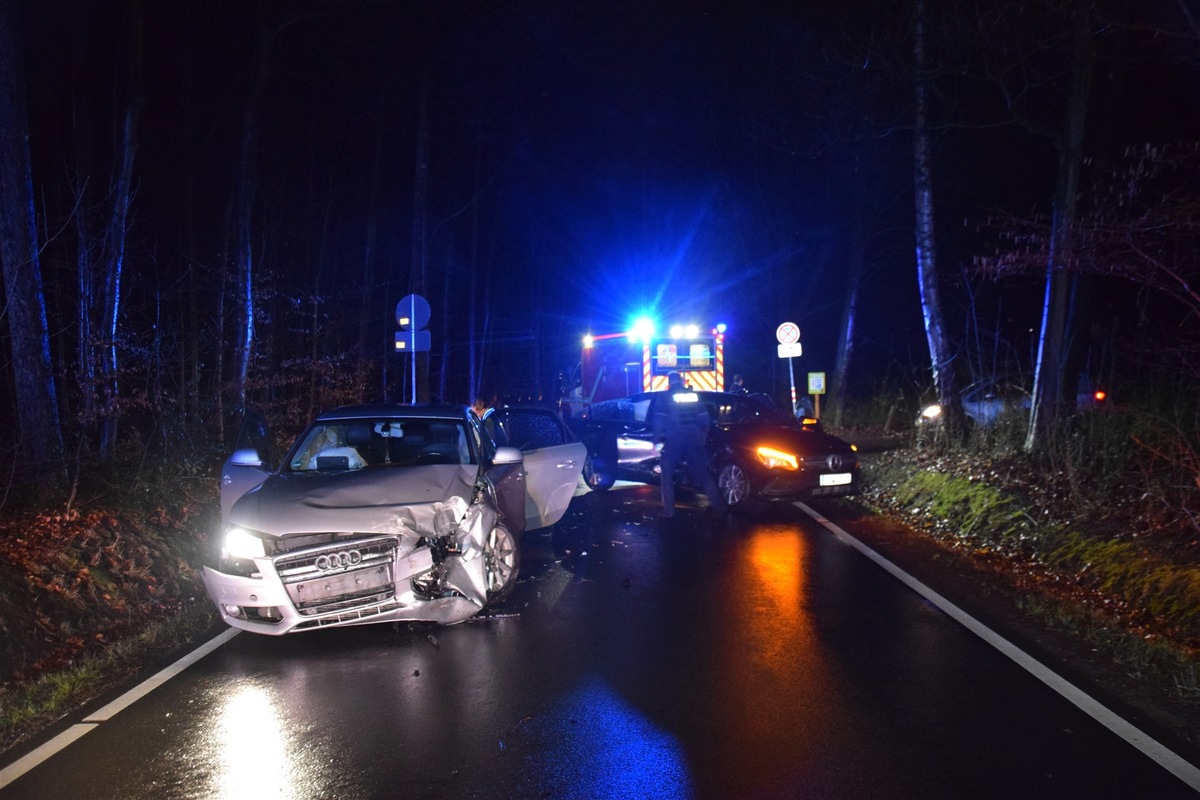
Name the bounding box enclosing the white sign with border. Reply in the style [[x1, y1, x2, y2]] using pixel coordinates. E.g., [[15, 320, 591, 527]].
[[777, 342, 803, 358]]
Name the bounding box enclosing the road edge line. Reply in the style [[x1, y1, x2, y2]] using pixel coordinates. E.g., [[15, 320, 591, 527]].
[[0, 627, 240, 789], [797, 501, 1200, 792]]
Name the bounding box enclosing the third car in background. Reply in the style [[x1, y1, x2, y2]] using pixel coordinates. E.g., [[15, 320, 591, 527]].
[[918, 379, 1031, 427]]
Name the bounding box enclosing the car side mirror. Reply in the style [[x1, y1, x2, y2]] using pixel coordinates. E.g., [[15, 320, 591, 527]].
[[492, 446, 524, 465], [230, 448, 264, 467]]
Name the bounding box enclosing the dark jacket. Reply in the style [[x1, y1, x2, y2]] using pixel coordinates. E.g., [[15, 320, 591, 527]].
[[653, 387, 710, 443]]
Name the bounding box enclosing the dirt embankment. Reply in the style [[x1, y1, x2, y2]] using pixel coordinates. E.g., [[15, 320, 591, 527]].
[[845, 437, 1200, 759]]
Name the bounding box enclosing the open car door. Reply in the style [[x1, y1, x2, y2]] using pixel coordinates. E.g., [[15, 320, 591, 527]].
[[220, 409, 273, 522], [493, 406, 586, 530]]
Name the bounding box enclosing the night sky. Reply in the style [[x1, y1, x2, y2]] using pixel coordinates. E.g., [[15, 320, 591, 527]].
[[12, 0, 1200, 410]]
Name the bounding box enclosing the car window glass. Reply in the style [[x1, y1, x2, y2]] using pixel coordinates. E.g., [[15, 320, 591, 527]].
[[589, 399, 623, 422], [713, 396, 747, 424], [500, 409, 564, 451], [631, 397, 653, 424], [470, 414, 499, 460], [233, 409, 273, 466], [287, 419, 474, 471]]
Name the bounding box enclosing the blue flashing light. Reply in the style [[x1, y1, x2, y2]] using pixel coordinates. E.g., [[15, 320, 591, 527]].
[[629, 317, 656, 343], [715, 323, 726, 334]]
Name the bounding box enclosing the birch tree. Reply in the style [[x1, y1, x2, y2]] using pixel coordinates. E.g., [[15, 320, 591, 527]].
[[228, 6, 276, 414], [912, 0, 959, 425], [945, 0, 1104, 448], [0, 0, 64, 485], [96, 0, 143, 456], [1023, 10, 1097, 450]]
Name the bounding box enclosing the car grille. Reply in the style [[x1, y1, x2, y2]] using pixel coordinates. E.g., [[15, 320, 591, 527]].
[[802, 452, 857, 472], [273, 535, 401, 616]]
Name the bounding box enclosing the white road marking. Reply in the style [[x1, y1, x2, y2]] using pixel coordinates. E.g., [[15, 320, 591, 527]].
[[0, 627, 240, 789], [797, 501, 1200, 793]]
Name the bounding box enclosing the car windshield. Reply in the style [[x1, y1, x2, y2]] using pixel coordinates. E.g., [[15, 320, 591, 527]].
[[285, 418, 474, 471], [710, 394, 796, 426]]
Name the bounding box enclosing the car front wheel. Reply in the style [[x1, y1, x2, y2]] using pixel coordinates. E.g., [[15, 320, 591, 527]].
[[583, 454, 616, 491], [718, 461, 753, 509], [483, 523, 520, 605]]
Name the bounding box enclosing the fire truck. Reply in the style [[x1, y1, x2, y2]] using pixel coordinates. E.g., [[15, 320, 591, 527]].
[[564, 320, 726, 416]]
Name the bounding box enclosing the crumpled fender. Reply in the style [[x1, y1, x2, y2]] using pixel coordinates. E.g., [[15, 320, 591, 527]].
[[439, 496, 498, 609]]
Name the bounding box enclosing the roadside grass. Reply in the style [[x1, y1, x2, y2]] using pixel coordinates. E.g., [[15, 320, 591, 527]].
[[0, 445, 223, 754], [0, 600, 220, 753], [886, 468, 1037, 553], [1015, 593, 1200, 698], [860, 433, 1200, 702]]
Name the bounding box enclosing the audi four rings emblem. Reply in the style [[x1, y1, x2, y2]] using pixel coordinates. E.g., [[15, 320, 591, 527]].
[[315, 550, 362, 572]]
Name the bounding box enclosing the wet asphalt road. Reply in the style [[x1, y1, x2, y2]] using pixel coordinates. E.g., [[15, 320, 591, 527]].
[[3, 484, 1198, 799]]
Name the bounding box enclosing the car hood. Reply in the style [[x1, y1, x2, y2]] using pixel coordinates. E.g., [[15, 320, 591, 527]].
[[228, 464, 478, 538], [720, 423, 854, 455]]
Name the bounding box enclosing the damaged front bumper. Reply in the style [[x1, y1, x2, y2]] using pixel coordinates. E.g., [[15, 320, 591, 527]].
[[203, 497, 505, 634]]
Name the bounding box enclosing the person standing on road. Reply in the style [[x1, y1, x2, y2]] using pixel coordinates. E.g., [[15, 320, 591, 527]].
[[730, 374, 749, 394], [652, 371, 726, 518]]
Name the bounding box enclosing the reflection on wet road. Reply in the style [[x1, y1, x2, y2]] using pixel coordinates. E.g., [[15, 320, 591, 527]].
[[2, 485, 1196, 799]]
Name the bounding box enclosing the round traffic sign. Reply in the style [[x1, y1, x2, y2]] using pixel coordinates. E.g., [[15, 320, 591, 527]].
[[396, 294, 431, 330], [776, 322, 800, 344]]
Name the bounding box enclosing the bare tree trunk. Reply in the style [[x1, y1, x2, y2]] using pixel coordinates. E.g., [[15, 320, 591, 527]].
[[410, 79, 431, 402], [180, 1, 201, 430], [468, 143, 481, 404], [830, 234, 863, 429], [830, 149, 883, 429], [97, 0, 144, 457], [1025, 22, 1095, 450], [0, 0, 64, 485], [231, 6, 276, 411], [74, 175, 95, 427], [357, 91, 386, 399], [912, 0, 958, 421]]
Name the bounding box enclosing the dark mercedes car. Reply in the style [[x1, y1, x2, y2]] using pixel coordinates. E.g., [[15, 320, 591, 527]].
[[569, 391, 859, 510]]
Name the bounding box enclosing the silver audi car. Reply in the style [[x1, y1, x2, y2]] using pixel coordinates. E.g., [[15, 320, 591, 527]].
[[203, 403, 585, 635]]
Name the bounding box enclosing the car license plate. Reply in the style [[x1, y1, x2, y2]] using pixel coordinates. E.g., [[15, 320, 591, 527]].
[[289, 564, 394, 603], [820, 473, 851, 487]]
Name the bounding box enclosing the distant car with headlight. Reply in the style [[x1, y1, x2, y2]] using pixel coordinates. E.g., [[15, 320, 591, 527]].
[[569, 391, 859, 509], [919, 376, 1110, 428], [918, 379, 1032, 427], [204, 403, 585, 635]]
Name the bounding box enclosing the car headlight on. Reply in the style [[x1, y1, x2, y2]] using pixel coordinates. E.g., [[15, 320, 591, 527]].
[[919, 404, 943, 421], [223, 526, 267, 560], [755, 446, 798, 470]]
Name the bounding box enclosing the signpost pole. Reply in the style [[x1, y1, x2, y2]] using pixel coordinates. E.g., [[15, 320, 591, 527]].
[[788, 357, 797, 414], [395, 294, 432, 405], [408, 295, 417, 404], [775, 321, 802, 417]]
